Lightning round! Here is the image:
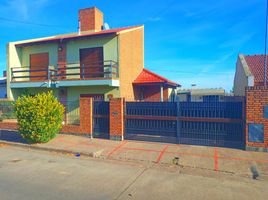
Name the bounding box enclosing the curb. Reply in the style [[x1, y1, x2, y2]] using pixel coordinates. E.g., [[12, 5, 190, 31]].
[[0, 140, 98, 158]]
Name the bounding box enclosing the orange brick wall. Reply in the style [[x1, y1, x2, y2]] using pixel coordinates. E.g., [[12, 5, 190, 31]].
[[79, 7, 103, 32], [57, 42, 67, 80], [134, 85, 169, 102], [246, 86, 268, 151], [0, 122, 18, 130], [0, 98, 94, 137], [109, 98, 124, 140], [118, 27, 144, 100]]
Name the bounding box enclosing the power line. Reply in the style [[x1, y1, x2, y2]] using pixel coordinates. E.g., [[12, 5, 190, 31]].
[[0, 17, 72, 29], [147, 68, 234, 75]]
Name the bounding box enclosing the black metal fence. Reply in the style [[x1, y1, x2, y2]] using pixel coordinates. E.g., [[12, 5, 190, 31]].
[[124, 97, 245, 149], [0, 101, 16, 122]]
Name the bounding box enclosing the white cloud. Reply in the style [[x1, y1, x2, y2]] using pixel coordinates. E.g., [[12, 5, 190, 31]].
[[0, 0, 51, 20]]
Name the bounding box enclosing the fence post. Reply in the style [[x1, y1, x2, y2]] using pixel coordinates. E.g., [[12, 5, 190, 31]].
[[109, 98, 125, 141], [176, 100, 180, 144], [80, 97, 93, 138]]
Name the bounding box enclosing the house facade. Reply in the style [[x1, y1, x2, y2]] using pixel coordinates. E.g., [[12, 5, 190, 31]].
[[233, 54, 264, 96], [7, 7, 178, 104]]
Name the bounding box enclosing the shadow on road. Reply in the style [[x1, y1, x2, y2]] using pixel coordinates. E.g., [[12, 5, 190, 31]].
[[0, 130, 27, 144]]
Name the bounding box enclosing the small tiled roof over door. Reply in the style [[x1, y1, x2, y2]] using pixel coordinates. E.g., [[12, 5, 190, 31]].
[[244, 55, 268, 85], [133, 68, 180, 87]]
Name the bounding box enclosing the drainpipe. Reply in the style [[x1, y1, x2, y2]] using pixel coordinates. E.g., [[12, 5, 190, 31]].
[[160, 85, 164, 102]]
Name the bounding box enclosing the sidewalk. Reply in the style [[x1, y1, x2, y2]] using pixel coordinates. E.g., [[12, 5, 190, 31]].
[[1, 130, 268, 177]]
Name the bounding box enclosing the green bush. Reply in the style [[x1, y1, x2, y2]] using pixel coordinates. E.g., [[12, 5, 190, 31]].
[[15, 91, 64, 143]]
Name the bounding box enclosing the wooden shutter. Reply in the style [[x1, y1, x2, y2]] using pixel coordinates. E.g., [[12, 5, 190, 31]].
[[30, 52, 49, 81], [79, 47, 104, 78]]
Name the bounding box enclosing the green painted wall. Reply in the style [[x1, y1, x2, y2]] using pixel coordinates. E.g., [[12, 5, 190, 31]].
[[66, 35, 118, 63], [21, 43, 58, 67], [11, 88, 59, 100], [65, 36, 118, 79], [67, 85, 119, 101]]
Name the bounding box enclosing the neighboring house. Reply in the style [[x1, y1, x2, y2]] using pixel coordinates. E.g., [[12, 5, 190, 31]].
[[233, 54, 265, 96], [0, 71, 7, 98], [6, 7, 179, 104], [177, 88, 226, 102]]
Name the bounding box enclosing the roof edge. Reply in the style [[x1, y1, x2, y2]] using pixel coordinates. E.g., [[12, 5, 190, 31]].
[[239, 54, 252, 77]]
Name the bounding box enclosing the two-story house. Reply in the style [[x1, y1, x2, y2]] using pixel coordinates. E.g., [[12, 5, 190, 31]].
[[7, 7, 179, 107]]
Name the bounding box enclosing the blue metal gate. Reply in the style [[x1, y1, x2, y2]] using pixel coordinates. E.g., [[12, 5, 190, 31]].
[[124, 98, 245, 149], [125, 102, 178, 142], [178, 101, 245, 148], [93, 101, 110, 138]]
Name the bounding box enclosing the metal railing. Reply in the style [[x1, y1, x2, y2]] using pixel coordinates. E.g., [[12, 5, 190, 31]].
[[61, 100, 80, 125], [0, 102, 16, 121], [10, 60, 119, 82]]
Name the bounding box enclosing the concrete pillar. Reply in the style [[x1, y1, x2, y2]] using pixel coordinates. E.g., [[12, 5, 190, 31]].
[[109, 98, 124, 141]]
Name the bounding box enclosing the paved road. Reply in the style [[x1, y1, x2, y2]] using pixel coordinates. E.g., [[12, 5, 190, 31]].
[[0, 146, 267, 200]]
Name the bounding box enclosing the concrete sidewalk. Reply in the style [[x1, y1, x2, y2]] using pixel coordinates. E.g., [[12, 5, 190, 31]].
[[1, 130, 268, 178]]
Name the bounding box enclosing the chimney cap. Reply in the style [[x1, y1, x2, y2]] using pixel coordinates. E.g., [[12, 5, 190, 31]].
[[78, 7, 103, 14]]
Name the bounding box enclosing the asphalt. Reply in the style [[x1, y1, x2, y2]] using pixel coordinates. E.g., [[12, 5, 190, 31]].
[[0, 146, 268, 200]]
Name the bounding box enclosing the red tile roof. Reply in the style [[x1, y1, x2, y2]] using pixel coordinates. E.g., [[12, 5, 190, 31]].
[[15, 25, 142, 47], [244, 55, 268, 84], [133, 68, 180, 87]]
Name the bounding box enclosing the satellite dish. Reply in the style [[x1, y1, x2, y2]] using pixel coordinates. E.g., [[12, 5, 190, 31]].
[[102, 23, 110, 30]]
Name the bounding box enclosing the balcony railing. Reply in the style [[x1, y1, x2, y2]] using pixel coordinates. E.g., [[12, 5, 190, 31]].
[[11, 60, 119, 82]]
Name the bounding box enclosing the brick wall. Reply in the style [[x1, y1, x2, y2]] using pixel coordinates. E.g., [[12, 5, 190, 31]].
[[109, 98, 124, 140], [79, 7, 103, 32], [246, 86, 268, 152], [57, 42, 67, 80], [0, 122, 18, 130], [118, 27, 144, 100], [134, 85, 169, 102], [0, 97, 94, 137]]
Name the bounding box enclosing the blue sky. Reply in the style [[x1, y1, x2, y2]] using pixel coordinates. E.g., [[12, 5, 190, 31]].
[[0, 0, 266, 91]]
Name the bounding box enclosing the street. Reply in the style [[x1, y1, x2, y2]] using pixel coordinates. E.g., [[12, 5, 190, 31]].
[[0, 145, 267, 200]]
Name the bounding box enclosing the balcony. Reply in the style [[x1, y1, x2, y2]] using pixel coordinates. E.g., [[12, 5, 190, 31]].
[[10, 60, 119, 88]]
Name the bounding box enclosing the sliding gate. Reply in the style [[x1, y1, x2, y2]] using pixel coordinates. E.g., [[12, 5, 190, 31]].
[[125, 99, 245, 149]]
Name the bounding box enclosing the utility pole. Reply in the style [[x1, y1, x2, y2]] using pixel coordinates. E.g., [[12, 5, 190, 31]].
[[264, 0, 268, 86]]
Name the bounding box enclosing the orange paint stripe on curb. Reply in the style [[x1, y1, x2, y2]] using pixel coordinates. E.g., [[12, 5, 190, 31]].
[[107, 140, 128, 157], [214, 148, 218, 171], [156, 145, 169, 163]]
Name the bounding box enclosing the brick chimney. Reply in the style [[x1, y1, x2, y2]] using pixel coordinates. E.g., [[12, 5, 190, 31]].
[[79, 7, 103, 33]]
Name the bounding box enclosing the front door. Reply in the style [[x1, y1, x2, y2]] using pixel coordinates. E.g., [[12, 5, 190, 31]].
[[30, 52, 49, 81], [79, 47, 104, 78]]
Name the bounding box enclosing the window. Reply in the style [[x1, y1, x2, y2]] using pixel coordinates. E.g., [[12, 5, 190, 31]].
[[264, 105, 268, 118], [248, 124, 264, 143]]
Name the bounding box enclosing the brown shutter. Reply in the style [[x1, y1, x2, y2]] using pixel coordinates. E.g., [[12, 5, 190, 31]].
[[30, 52, 49, 81], [79, 47, 104, 78]]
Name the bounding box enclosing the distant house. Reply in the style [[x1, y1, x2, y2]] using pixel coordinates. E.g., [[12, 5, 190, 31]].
[[6, 7, 179, 103], [233, 54, 267, 96], [177, 88, 226, 102], [0, 71, 7, 98]]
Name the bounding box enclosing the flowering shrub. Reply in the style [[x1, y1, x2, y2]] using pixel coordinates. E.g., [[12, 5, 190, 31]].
[[15, 91, 64, 143]]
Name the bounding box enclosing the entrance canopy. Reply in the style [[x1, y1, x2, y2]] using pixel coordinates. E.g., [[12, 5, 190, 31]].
[[133, 69, 180, 102], [133, 68, 180, 88]]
